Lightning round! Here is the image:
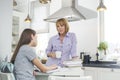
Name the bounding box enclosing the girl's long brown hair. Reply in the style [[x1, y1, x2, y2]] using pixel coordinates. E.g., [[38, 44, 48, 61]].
[[10, 28, 36, 64]]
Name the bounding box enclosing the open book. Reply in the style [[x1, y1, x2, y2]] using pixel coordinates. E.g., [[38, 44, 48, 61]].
[[34, 66, 68, 73], [46, 68, 60, 73], [63, 60, 82, 67]]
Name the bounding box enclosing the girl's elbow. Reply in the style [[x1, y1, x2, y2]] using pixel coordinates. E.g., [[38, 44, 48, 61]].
[[41, 70, 46, 73]]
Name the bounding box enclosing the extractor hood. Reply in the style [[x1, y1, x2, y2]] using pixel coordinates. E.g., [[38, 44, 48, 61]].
[[44, 0, 97, 22]]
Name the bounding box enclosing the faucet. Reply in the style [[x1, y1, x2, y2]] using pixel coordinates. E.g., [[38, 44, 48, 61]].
[[95, 52, 99, 63], [80, 52, 84, 60]]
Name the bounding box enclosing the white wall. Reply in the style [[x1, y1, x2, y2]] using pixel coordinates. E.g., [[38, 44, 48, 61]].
[[69, 19, 98, 60], [0, 0, 12, 61], [48, 0, 99, 60], [31, 2, 49, 33], [0, 1, 29, 61]]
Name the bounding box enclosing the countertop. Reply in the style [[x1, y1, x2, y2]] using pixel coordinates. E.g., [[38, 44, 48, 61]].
[[35, 67, 84, 76], [35, 67, 84, 80], [82, 61, 120, 69]]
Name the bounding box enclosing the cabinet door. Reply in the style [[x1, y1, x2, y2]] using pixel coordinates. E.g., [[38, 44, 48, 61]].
[[12, 16, 19, 52], [36, 75, 48, 80], [84, 67, 98, 80], [98, 68, 120, 80]]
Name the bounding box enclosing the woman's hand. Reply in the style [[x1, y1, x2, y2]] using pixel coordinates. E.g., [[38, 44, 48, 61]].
[[72, 56, 79, 60], [47, 52, 56, 58]]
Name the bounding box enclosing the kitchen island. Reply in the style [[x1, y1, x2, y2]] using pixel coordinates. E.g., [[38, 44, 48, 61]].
[[35, 60, 120, 80], [35, 67, 84, 80]]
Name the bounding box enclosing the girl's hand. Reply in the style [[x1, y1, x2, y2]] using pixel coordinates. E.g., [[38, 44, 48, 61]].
[[50, 64, 58, 70], [33, 70, 37, 76]]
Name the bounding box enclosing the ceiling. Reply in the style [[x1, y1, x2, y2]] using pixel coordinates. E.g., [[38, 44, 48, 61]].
[[13, 0, 97, 22]]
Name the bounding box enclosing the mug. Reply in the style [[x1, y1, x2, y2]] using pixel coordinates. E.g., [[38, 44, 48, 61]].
[[55, 51, 62, 58]]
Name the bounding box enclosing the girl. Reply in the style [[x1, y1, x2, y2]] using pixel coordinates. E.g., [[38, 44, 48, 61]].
[[11, 28, 57, 80]]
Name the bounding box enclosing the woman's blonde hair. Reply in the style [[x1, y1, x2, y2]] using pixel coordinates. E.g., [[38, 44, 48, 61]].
[[56, 18, 69, 34]]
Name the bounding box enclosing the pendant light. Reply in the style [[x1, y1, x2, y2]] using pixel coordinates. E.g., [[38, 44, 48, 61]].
[[97, 0, 107, 11], [24, 0, 31, 23], [13, 0, 17, 6], [39, 0, 51, 4]]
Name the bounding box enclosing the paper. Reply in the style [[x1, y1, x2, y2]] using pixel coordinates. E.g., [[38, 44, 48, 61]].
[[63, 60, 82, 67], [46, 68, 60, 73], [46, 67, 68, 73]]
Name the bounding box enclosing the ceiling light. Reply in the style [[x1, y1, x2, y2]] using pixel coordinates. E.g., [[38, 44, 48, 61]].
[[97, 0, 107, 11], [24, 14, 31, 23], [39, 0, 51, 4], [13, 0, 17, 6], [24, 0, 31, 23]]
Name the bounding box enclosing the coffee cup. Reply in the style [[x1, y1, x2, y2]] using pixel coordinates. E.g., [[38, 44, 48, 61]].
[[55, 51, 62, 58]]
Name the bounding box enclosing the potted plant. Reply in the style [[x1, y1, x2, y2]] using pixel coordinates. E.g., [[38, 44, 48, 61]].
[[97, 41, 108, 55]]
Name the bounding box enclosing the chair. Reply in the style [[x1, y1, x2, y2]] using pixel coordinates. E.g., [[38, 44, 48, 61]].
[[0, 72, 15, 80], [48, 76, 92, 80]]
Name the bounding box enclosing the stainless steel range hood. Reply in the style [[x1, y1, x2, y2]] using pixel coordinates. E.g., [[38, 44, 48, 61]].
[[44, 0, 97, 22], [44, 0, 85, 22]]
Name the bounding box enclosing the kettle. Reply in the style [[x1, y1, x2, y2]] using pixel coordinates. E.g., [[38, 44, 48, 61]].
[[83, 55, 91, 64], [80, 52, 91, 64]]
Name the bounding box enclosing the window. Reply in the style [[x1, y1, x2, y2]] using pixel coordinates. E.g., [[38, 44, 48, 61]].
[[104, 0, 120, 60], [31, 4, 49, 33], [31, 4, 50, 59], [36, 33, 49, 59]]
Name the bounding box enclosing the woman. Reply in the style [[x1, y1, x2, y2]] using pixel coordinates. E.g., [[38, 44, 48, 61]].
[[11, 28, 57, 80], [46, 18, 78, 67]]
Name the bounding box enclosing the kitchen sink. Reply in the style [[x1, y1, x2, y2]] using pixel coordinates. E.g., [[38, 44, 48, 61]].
[[89, 61, 116, 64]]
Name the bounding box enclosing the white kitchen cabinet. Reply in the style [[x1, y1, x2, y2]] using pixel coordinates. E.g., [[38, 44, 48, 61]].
[[98, 68, 120, 80], [84, 67, 120, 80], [83, 67, 98, 80], [12, 16, 19, 52], [12, 11, 25, 54]]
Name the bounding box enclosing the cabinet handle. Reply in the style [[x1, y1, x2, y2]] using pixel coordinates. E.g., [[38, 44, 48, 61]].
[[111, 68, 114, 72], [81, 67, 85, 70]]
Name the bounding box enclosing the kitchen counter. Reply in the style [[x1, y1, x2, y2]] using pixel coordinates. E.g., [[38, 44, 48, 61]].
[[82, 61, 120, 69], [35, 67, 84, 80]]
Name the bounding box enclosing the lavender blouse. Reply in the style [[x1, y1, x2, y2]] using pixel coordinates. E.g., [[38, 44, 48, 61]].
[[45, 32, 77, 66]]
